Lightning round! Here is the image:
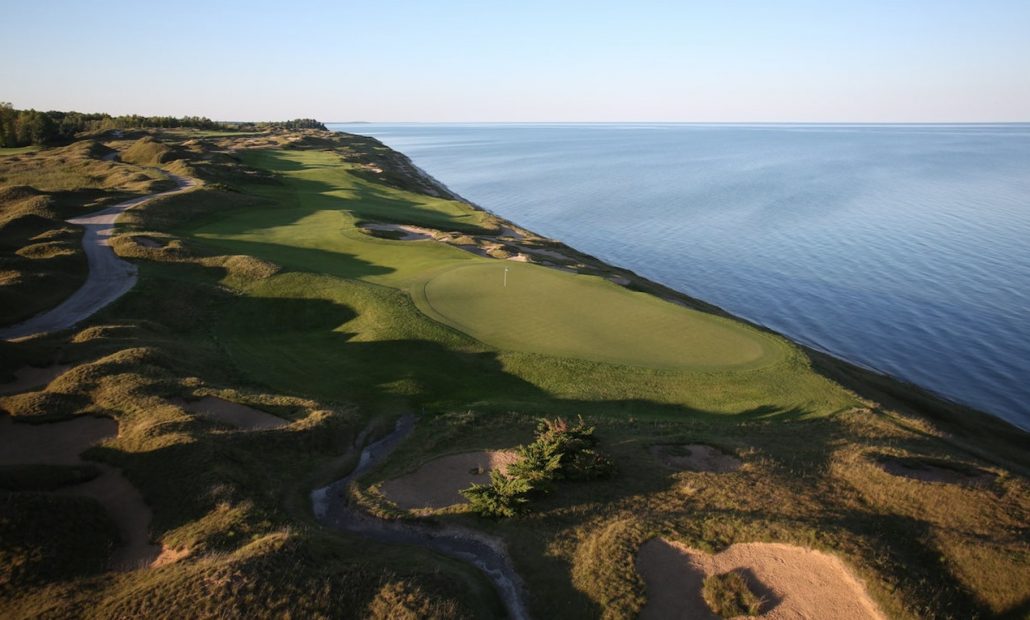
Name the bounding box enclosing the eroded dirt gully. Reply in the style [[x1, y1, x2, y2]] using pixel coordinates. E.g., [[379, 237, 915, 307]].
[[311, 416, 531, 620]]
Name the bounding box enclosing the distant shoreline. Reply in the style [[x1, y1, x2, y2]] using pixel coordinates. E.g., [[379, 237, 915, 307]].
[[327, 121, 1030, 127]]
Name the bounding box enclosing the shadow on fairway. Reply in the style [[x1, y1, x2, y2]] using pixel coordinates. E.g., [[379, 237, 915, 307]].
[[239, 149, 495, 234]]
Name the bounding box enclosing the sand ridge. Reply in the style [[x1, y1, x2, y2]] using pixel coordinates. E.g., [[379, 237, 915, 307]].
[[636, 538, 885, 620], [171, 396, 288, 430], [380, 450, 519, 510]]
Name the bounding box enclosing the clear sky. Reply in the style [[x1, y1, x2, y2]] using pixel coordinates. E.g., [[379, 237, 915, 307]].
[[3, 0, 1029, 122]]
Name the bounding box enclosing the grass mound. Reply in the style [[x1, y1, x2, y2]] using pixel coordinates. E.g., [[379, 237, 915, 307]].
[[0, 185, 42, 204], [56, 140, 116, 161], [120, 136, 181, 166], [702, 570, 762, 617], [366, 580, 474, 620], [0, 493, 117, 589]]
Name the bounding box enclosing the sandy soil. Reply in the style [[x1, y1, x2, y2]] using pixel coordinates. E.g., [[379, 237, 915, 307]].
[[362, 223, 436, 241], [0, 173, 197, 341], [171, 396, 288, 431], [651, 444, 742, 473], [636, 538, 885, 620], [0, 364, 71, 395], [0, 414, 168, 570], [879, 457, 995, 486], [380, 450, 518, 510]]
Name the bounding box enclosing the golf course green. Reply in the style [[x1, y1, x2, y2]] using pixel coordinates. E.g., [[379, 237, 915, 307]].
[[416, 261, 782, 369]]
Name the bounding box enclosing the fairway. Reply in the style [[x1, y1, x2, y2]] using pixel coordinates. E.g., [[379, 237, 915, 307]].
[[416, 262, 783, 369], [177, 147, 852, 417]]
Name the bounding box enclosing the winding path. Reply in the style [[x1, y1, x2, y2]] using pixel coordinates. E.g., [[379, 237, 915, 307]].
[[0, 173, 196, 340], [312, 417, 531, 620]]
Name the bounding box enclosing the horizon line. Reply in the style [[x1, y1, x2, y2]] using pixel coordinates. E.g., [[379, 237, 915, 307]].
[[323, 120, 1030, 126]]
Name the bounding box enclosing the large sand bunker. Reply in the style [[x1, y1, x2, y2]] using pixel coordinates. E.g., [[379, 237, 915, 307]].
[[380, 451, 518, 510], [0, 364, 71, 395], [636, 538, 884, 620], [0, 414, 170, 570], [651, 444, 742, 473], [362, 223, 436, 241], [172, 396, 288, 431]]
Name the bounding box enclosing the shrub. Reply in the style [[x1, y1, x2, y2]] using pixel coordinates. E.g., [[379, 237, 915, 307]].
[[701, 571, 762, 618], [461, 417, 615, 517], [461, 470, 534, 518]]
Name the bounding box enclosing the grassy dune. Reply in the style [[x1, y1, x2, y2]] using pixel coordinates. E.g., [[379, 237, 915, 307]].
[[0, 141, 174, 324], [1, 129, 1027, 620]]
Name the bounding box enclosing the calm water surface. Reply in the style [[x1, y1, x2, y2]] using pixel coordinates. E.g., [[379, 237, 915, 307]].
[[329, 123, 1030, 430]]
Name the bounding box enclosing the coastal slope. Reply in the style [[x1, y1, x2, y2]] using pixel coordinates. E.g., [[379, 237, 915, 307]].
[[0, 128, 1027, 619]]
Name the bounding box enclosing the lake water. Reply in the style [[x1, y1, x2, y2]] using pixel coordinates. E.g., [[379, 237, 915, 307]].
[[328, 123, 1030, 430]]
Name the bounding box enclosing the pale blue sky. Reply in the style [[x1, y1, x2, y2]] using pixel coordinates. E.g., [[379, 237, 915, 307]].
[[3, 0, 1028, 122]]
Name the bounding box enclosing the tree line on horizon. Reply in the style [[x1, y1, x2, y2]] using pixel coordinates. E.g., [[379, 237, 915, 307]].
[[0, 103, 326, 147]]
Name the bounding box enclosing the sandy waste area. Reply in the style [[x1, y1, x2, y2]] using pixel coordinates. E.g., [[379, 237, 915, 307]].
[[380, 450, 519, 510], [636, 538, 884, 620]]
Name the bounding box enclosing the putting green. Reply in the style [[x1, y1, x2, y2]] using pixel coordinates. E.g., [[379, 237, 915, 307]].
[[415, 262, 784, 369]]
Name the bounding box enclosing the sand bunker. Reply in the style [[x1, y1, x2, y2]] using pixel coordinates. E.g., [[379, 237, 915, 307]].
[[636, 538, 884, 620], [380, 450, 518, 510], [878, 456, 995, 486], [0, 364, 71, 395], [172, 396, 288, 431], [133, 235, 164, 248], [0, 414, 165, 570], [56, 463, 162, 570], [362, 223, 435, 241], [0, 414, 117, 465], [651, 444, 742, 473]]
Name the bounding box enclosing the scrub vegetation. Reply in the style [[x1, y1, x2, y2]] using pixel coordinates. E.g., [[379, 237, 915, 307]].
[[702, 571, 762, 617], [0, 124, 1027, 620]]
